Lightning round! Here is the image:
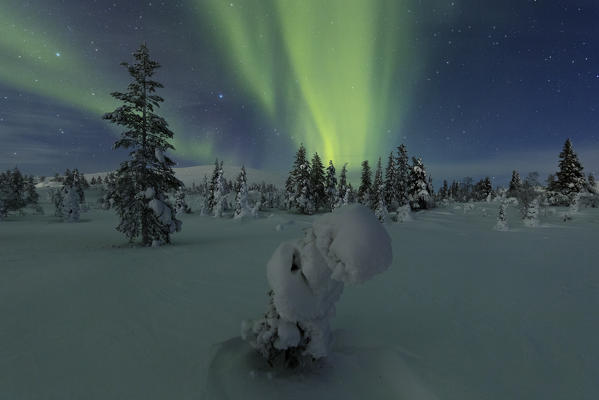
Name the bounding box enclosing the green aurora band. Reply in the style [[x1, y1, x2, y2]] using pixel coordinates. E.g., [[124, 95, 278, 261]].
[[0, 7, 213, 163], [198, 0, 417, 167]]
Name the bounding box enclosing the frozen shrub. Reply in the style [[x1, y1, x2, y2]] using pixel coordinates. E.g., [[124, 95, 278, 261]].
[[523, 198, 539, 227], [242, 205, 392, 367], [395, 204, 412, 223], [494, 203, 508, 231], [62, 187, 80, 222]]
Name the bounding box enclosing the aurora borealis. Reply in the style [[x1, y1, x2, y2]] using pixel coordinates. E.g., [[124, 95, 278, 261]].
[[1, 0, 599, 181], [198, 0, 414, 165]]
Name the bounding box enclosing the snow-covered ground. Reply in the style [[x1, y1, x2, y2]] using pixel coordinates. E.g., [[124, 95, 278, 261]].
[[1, 191, 598, 399]]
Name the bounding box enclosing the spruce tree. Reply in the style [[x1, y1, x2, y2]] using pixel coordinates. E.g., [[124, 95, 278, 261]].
[[289, 144, 314, 214], [62, 186, 80, 222], [556, 138, 585, 198], [395, 144, 410, 206], [24, 175, 39, 205], [234, 165, 252, 219], [175, 187, 191, 216], [507, 170, 522, 198], [213, 163, 226, 217], [384, 152, 396, 206], [439, 180, 449, 200], [284, 175, 294, 210], [494, 203, 508, 231], [310, 152, 326, 211], [336, 163, 348, 207], [207, 159, 220, 213], [408, 157, 430, 210], [103, 43, 182, 245], [6, 167, 26, 211], [324, 160, 337, 211], [358, 160, 372, 206], [372, 157, 384, 211]]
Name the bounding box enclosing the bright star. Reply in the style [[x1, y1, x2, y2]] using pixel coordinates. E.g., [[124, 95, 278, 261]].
[[218, 93, 224, 99], [56, 52, 61, 57]]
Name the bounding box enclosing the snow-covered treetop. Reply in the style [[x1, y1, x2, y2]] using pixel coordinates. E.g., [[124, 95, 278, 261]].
[[310, 204, 393, 285]]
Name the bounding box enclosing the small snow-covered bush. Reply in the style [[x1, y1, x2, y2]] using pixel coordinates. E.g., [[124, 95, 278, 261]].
[[242, 205, 393, 367], [62, 187, 80, 222], [522, 199, 539, 227], [394, 204, 412, 223], [494, 203, 508, 231]]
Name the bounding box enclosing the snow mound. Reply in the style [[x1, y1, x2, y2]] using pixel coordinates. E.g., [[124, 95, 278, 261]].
[[243, 205, 393, 363], [311, 205, 393, 285]]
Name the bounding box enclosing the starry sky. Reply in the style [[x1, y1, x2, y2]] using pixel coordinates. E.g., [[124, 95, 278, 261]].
[[1, 0, 598, 184]]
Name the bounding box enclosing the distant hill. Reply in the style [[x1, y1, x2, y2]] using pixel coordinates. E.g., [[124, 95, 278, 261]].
[[77, 165, 286, 188]]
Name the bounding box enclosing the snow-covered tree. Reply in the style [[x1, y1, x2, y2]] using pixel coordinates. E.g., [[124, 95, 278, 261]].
[[438, 180, 449, 200], [24, 175, 39, 206], [324, 160, 337, 211], [242, 205, 392, 367], [494, 203, 508, 231], [335, 163, 348, 208], [474, 177, 493, 201], [507, 170, 522, 198], [395, 204, 412, 223], [374, 196, 389, 222], [234, 165, 253, 219], [588, 173, 597, 194], [383, 152, 396, 206], [395, 144, 410, 206], [103, 43, 182, 245], [358, 160, 372, 207], [213, 164, 226, 217], [284, 175, 294, 210], [310, 152, 326, 211], [62, 186, 80, 222], [522, 198, 539, 227], [408, 157, 431, 210], [175, 187, 191, 216], [556, 139, 586, 200], [49, 188, 64, 218], [371, 157, 384, 211], [206, 159, 221, 214], [0, 199, 6, 220], [289, 144, 314, 214]]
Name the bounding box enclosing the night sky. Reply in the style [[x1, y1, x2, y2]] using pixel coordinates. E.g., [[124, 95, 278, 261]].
[[1, 0, 598, 184]]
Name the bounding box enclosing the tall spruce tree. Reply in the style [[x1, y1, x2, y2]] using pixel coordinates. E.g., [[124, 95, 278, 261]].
[[383, 152, 396, 206], [289, 144, 314, 214], [395, 144, 410, 206], [324, 160, 337, 211], [372, 157, 384, 210], [207, 159, 220, 213], [556, 138, 585, 198], [439, 180, 449, 200], [234, 165, 252, 218], [408, 157, 430, 210], [358, 160, 372, 206], [310, 152, 326, 211], [103, 44, 182, 245], [336, 163, 348, 207]]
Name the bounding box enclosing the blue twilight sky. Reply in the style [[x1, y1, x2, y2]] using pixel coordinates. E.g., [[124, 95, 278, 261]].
[[1, 0, 598, 185]]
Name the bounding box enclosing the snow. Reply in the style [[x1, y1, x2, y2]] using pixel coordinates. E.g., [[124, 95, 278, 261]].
[[1, 189, 598, 399]]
